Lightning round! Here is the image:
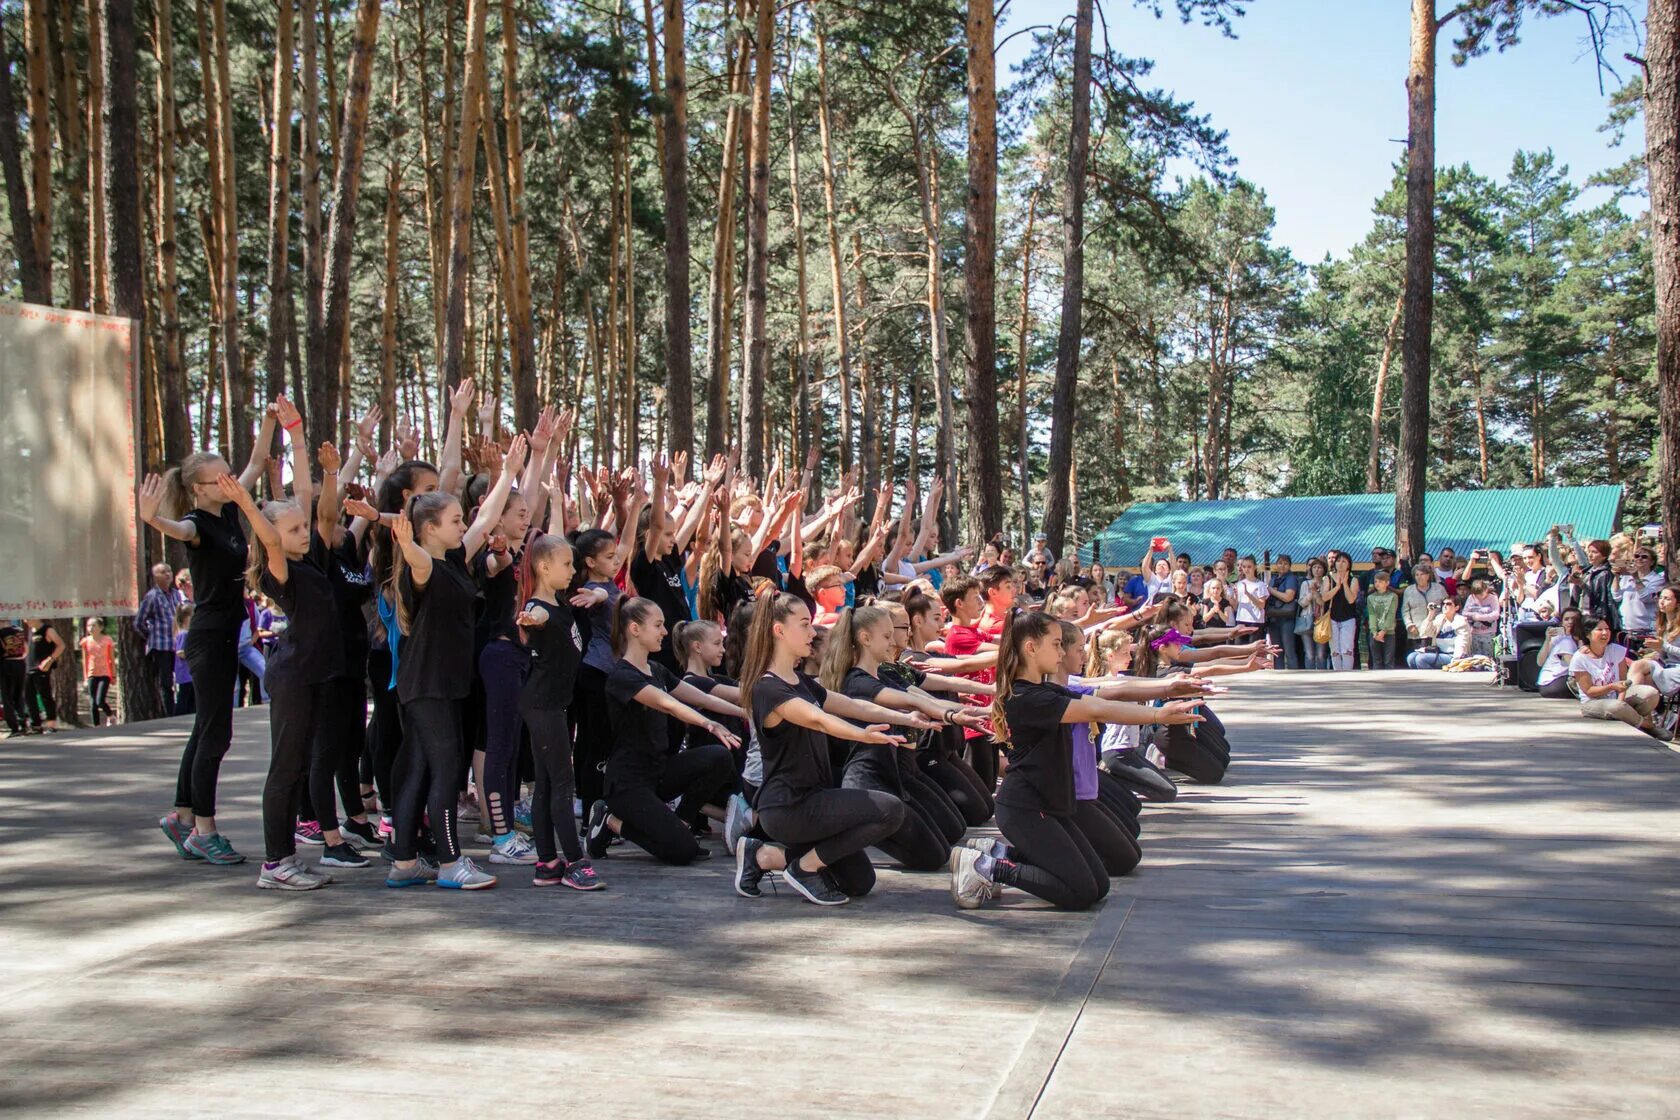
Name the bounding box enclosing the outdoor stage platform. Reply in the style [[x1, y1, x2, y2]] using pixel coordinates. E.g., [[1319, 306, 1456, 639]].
[[3, 670, 1678, 1118]]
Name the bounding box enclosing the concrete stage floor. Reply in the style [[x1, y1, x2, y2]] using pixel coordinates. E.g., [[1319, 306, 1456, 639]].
[[2, 670, 1678, 1118]]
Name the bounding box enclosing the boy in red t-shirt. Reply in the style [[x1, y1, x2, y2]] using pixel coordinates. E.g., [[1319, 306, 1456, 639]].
[[976, 566, 1020, 642]]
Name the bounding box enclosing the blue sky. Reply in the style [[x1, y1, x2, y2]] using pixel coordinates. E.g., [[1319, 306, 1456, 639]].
[[995, 0, 1648, 262]]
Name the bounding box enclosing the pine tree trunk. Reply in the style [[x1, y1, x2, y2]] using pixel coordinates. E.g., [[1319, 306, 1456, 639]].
[[703, 5, 748, 457], [49, 0, 88, 310], [207, 0, 247, 463], [24, 0, 51, 298], [1645, 3, 1680, 574], [317, 0, 381, 448], [299, 0, 326, 416], [152, 0, 189, 461], [1041, 0, 1091, 557], [104, 0, 163, 720], [784, 29, 813, 470], [740, 0, 773, 477], [1365, 284, 1403, 491], [87, 0, 108, 313], [851, 226, 879, 496], [963, 0, 1002, 544], [0, 5, 49, 303], [501, 0, 537, 430], [264, 0, 295, 407], [661, 0, 694, 458], [1396, 0, 1435, 557], [1015, 186, 1038, 542], [442, 0, 489, 393], [813, 11, 853, 472], [379, 153, 402, 445]]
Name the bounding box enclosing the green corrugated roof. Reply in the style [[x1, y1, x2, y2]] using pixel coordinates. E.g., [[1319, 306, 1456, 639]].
[[1078, 485, 1624, 567]]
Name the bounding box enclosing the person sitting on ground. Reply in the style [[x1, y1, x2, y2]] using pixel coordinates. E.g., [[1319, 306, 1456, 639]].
[[1535, 607, 1588, 699], [1569, 616, 1670, 741], [1406, 595, 1470, 670]]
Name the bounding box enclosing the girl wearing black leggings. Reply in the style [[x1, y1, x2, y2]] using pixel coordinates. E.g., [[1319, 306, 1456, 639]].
[[896, 596, 997, 827], [473, 487, 536, 864], [221, 430, 348, 891], [385, 434, 527, 892], [732, 594, 915, 907], [584, 598, 744, 866], [140, 403, 279, 866], [514, 532, 603, 890], [949, 610, 1202, 911], [817, 606, 981, 871], [24, 620, 65, 731]]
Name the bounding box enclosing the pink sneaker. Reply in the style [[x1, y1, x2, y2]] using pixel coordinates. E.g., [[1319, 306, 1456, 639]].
[[293, 820, 325, 846]]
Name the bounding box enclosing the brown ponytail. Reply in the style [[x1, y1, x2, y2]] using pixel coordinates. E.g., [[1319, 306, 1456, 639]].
[[818, 604, 888, 692], [612, 596, 660, 657], [738, 592, 804, 729], [162, 451, 229, 518], [388, 492, 458, 636], [244, 500, 297, 593], [989, 608, 1055, 748]]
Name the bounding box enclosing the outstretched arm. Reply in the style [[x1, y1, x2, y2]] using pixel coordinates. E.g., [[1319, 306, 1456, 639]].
[[238, 403, 281, 493]]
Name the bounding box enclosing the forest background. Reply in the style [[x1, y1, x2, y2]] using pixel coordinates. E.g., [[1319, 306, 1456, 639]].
[[0, 0, 1666, 566]]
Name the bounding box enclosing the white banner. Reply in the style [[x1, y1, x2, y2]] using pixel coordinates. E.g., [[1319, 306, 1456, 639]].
[[0, 301, 139, 617]]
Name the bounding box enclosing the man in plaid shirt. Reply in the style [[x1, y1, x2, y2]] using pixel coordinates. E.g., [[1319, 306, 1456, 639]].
[[133, 563, 182, 714]]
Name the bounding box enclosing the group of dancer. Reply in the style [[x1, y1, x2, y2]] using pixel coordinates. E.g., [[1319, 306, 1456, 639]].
[[137, 391, 1276, 907]]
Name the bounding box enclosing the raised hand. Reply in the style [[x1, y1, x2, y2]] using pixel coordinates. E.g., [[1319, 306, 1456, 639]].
[[138, 474, 167, 523], [344, 497, 381, 522], [318, 441, 342, 474], [397, 417, 420, 461], [704, 453, 728, 488], [529, 406, 557, 455], [274, 396, 302, 431], [212, 473, 251, 508], [502, 432, 529, 476], [449, 377, 476, 418], [652, 452, 671, 489], [392, 512, 414, 547], [376, 447, 400, 479], [672, 450, 690, 486]]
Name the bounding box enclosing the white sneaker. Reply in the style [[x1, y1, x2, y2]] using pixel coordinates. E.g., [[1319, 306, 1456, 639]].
[[472, 832, 496, 847], [257, 858, 325, 892], [949, 846, 993, 910], [488, 832, 538, 865], [437, 856, 498, 890]]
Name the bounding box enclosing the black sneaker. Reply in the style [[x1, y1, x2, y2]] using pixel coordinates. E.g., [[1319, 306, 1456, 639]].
[[781, 861, 849, 906], [734, 837, 769, 898], [585, 800, 612, 859], [341, 818, 380, 848], [320, 842, 370, 868]]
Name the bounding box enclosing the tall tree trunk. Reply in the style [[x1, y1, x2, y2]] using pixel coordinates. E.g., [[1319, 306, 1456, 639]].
[[264, 0, 295, 407], [317, 0, 381, 447], [299, 0, 325, 415], [1366, 284, 1404, 492], [86, 0, 108, 312], [23, 0, 51, 298], [152, 0, 187, 459], [104, 0, 163, 720], [963, 0, 1002, 543], [1649, 0, 1680, 575], [851, 225, 879, 496], [442, 0, 490, 392], [1471, 347, 1489, 483], [1605, 335, 1621, 484], [1396, 0, 1435, 557], [207, 0, 247, 462], [501, 0, 537, 429], [660, 0, 693, 458], [1041, 0, 1091, 557], [49, 0, 88, 309], [739, 0, 773, 477], [0, 5, 48, 303], [784, 28, 812, 472], [703, 8, 747, 457], [813, 10, 853, 471], [416, 0, 447, 361], [1015, 186, 1038, 542], [377, 37, 403, 446]]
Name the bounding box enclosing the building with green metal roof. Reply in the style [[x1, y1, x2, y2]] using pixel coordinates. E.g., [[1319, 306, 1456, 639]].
[[1077, 485, 1624, 567]]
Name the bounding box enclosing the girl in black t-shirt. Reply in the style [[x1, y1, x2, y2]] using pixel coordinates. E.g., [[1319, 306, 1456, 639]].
[[139, 399, 280, 866], [673, 619, 746, 750], [513, 532, 602, 890], [221, 441, 351, 891], [472, 486, 534, 862], [583, 598, 744, 867], [900, 594, 999, 826], [949, 610, 1203, 912], [386, 435, 527, 893], [817, 606, 981, 871], [732, 594, 918, 907]]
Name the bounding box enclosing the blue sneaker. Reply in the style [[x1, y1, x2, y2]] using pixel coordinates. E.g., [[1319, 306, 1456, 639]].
[[184, 832, 245, 865], [385, 856, 439, 888], [723, 793, 754, 853], [159, 812, 195, 859], [436, 856, 497, 890], [512, 799, 533, 835]]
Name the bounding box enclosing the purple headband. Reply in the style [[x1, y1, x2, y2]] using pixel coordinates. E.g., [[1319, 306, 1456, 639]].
[[1150, 627, 1193, 650]]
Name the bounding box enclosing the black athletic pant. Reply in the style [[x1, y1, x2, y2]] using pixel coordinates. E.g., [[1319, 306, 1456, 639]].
[[1095, 770, 1141, 838], [994, 801, 1110, 911], [523, 703, 582, 864], [366, 650, 401, 809], [605, 743, 736, 865], [479, 640, 526, 835], [175, 627, 241, 817], [1074, 798, 1141, 877], [897, 750, 966, 845], [391, 697, 465, 863], [758, 788, 906, 898], [303, 676, 365, 832], [87, 676, 112, 723], [966, 735, 1000, 792], [1, 660, 27, 732], [146, 649, 176, 714], [843, 759, 947, 871], [26, 669, 55, 726], [261, 659, 323, 862], [918, 746, 995, 826], [571, 664, 611, 808]]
